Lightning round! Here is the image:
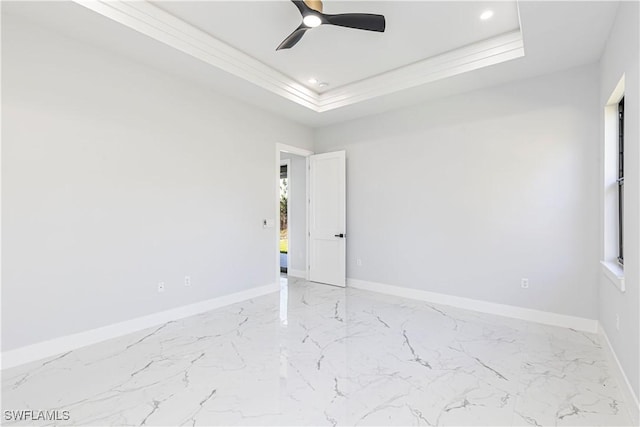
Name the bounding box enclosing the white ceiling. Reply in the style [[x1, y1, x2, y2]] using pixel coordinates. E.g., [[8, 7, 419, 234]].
[[156, 1, 521, 91], [2, 1, 619, 127]]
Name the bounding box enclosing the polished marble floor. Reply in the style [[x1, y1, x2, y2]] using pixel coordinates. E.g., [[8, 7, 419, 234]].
[[2, 278, 633, 426]]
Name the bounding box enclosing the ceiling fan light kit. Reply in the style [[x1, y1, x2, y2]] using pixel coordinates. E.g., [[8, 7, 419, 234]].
[[276, 0, 386, 51], [302, 14, 322, 28]]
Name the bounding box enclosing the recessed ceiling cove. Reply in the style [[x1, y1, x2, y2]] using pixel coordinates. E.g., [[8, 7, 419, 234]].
[[73, 1, 524, 113]]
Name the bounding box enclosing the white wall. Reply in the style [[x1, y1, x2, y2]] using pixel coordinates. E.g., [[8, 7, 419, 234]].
[[315, 64, 600, 320], [280, 153, 307, 275], [1, 14, 313, 351], [599, 1, 640, 399]]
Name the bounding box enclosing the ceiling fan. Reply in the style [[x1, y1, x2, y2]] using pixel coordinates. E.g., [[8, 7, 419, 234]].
[[276, 0, 386, 50]]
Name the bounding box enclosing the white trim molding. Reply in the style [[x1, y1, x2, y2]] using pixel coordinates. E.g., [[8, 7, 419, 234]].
[[601, 260, 625, 292], [73, 0, 317, 109], [1, 283, 279, 370], [599, 324, 640, 425], [347, 278, 599, 333], [317, 30, 524, 112], [72, 0, 525, 113]]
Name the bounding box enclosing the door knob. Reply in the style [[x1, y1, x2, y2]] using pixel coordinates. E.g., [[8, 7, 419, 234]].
[[334, 233, 345, 238]]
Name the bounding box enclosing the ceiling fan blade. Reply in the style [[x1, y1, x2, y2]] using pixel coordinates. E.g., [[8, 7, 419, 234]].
[[276, 25, 309, 50], [323, 13, 386, 32]]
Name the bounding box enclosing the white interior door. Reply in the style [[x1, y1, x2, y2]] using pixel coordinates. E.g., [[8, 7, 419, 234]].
[[309, 151, 346, 287]]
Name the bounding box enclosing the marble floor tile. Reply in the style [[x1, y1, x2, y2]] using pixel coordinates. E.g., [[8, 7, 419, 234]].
[[1, 279, 634, 426]]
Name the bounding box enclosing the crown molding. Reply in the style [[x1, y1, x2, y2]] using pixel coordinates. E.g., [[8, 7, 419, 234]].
[[74, 0, 319, 108], [73, 0, 525, 113], [318, 30, 524, 112]]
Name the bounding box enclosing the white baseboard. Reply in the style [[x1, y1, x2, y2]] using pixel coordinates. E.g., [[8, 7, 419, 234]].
[[347, 278, 598, 333], [599, 324, 640, 425], [1, 283, 279, 371], [287, 269, 306, 279]]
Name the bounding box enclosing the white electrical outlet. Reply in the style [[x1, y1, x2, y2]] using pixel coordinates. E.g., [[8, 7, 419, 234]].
[[521, 278, 529, 289], [356, 258, 362, 267], [184, 276, 191, 287], [616, 314, 620, 331], [158, 282, 165, 293]]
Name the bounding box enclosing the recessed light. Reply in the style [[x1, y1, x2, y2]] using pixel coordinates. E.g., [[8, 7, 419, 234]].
[[303, 14, 322, 28], [480, 10, 494, 20], [318, 82, 329, 88], [308, 78, 318, 84]]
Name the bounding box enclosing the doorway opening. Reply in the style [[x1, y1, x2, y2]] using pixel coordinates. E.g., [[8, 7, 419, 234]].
[[280, 160, 289, 275], [275, 144, 313, 288]]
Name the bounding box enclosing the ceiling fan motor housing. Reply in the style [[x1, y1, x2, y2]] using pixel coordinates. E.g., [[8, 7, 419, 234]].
[[303, 0, 323, 13]]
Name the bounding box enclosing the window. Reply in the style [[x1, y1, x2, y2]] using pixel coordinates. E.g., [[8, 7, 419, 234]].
[[601, 76, 625, 292], [617, 97, 624, 265]]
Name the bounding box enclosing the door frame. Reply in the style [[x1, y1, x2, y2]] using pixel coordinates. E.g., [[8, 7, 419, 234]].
[[275, 143, 314, 286]]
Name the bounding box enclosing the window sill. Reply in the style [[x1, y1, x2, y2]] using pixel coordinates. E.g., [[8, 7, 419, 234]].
[[601, 261, 625, 292]]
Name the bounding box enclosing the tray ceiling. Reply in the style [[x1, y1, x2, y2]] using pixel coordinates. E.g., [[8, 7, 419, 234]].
[[2, 1, 619, 126], [70, 0, 525, 112], [156, 1, 521, 92]]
